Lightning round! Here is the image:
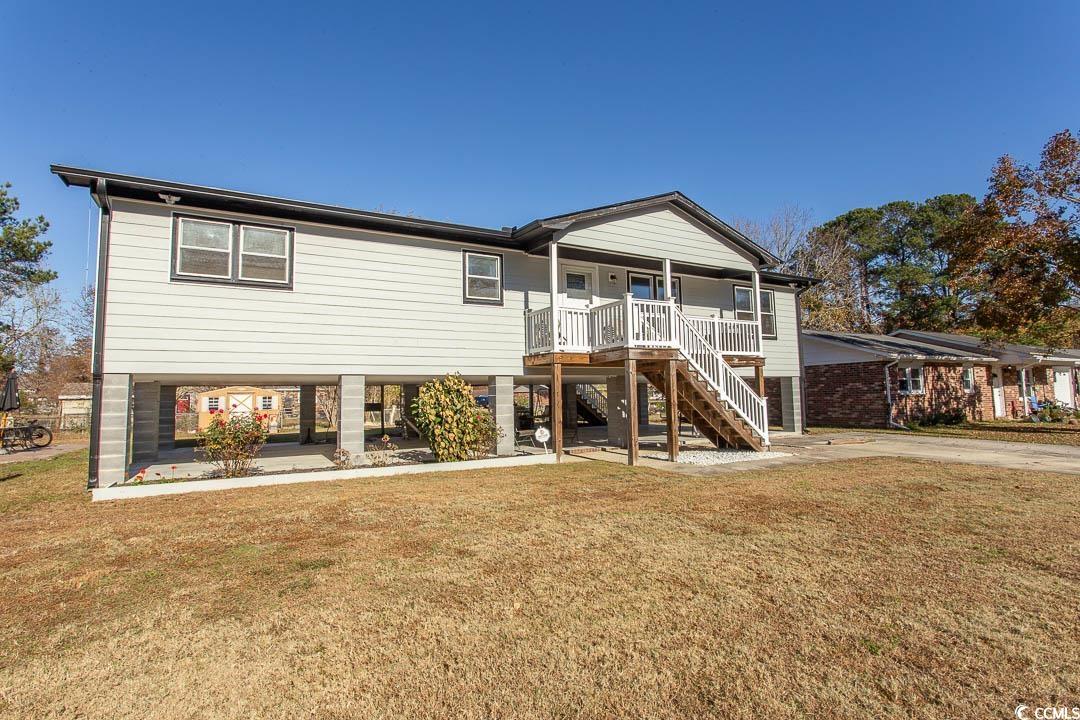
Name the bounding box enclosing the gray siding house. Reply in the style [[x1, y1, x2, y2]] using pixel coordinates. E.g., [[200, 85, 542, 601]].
[[54, 166, 812, 487]]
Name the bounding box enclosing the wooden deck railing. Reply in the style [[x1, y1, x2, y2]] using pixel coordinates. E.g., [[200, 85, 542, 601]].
[[525, 296, 763, 357]]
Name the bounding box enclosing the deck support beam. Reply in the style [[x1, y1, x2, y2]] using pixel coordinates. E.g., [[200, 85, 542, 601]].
[[665, 359, 679, 462], [625, 359, 639, 466], [754, 365, 766, 398], [551, 362, 563, 461]]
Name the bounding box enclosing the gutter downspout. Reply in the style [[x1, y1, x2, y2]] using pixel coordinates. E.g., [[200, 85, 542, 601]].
[[884, 360, 907, 429], [87, 179, 111, 489]]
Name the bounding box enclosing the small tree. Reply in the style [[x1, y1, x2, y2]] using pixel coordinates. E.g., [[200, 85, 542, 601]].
[[196, 411, 269, 477], [411, 374, 502, 462]]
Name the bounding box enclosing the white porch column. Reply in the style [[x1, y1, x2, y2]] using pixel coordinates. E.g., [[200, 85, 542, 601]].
[[662, 258, 672, 300], [131, 381, 160, 463], [97, 373, 132, 487], [337, 375, 366, 463], [549, 241, 560, 351], [751, 270, 764, 355], [488, 375, 516, 456]]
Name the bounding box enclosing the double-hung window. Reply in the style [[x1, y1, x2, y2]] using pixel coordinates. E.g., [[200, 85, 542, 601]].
[[962, 367, 974, 393], [463, 251, 503, 304], [733, 286, 777, 338], [173, 215, 293, 288], [898, 366, 925, 395]]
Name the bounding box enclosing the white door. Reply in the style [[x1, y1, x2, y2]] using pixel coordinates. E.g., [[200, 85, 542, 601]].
[[991, 368, 1005, 417], [1053, 367, 1076, 408], [560, 265, 597, 308]]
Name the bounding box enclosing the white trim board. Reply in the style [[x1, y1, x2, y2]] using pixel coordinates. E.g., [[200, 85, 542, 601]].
[[93, 452, 560, 502]]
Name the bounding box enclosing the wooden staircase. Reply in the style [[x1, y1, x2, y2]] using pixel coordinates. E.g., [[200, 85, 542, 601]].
[[574, 384, 607, 426], [641, 360, 765, 451]]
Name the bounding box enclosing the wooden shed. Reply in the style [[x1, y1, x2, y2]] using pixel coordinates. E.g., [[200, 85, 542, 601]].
[[196, 386, 283, 432]]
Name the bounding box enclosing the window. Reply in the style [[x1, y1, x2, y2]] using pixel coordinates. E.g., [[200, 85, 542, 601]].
[[259, 396, 274, 410], [173, 215, 293, 287], [206, 396, 221, 411], [628, 273, 682, 305], [176, 218, 232, 279], [759, 289, 776, 339], [463, 251, 503, 304], [962, 367, 974, 393], [628, 273, 654, 300], [898, 366, 925, 395], [240, 226, 290, 283], [563, 269, 594, 302], [657, 276, 681, 303], [733, 286, 778, 338], [733, 286, 755, 322]]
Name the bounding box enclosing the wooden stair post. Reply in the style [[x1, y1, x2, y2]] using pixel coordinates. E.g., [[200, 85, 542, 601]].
[[625, 359, 638, 466], [552, 361, 563, 461], [665, 359, 679, 462]]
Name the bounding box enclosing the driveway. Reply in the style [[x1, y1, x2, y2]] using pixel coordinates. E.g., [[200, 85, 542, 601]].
[[770, 432, 1080, 475]]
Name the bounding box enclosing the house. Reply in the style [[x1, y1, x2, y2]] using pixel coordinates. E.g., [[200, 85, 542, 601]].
[[54, 165, 813, 488], [802, 331, 999, 428], [58, 383, 93, 430], [195, 386, 283, 431], [802, 329, 1079, 428], [889, 330, 1079, 415]]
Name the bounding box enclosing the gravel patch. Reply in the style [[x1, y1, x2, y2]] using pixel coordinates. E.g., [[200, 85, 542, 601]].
[[646, 449, 791, 465]]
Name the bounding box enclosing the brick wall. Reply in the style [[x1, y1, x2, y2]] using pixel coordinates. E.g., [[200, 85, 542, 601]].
[[888, 364, 993, 424], [999, 366, 1056, 418], [805, 361, 890, 428], [764, 377, 782, 427]]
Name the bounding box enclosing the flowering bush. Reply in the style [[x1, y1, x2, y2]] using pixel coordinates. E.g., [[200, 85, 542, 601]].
[[411, 374, 503, 462], [196, 410, 269, 477]]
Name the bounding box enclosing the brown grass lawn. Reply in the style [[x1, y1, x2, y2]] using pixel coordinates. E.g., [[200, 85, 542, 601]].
[[0, 451, 1077, 719], [811, 420, 1080, 447]]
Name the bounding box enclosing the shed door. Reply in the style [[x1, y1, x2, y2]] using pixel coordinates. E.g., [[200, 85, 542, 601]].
[[229, 393, 253, 416]]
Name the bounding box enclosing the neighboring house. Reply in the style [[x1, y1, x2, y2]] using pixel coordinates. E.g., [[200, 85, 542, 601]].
[[802, 331, 998, 428], [54, 166, 813, 488], [58, 383, 93, 430], [195, 386, 283, 431], [802, 329, 1080, 428], [890, 330, 1079, 416]]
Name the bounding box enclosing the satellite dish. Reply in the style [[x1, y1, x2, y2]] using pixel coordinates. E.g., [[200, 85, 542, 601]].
[[534, 426, 551, 444]]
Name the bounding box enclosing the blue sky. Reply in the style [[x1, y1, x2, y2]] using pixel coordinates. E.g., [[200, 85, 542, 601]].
[[3, 0, 1077, 302]]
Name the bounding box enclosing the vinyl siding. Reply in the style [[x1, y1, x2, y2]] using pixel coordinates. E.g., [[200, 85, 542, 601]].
[[103, 199, 548, 377], [101, 199, 801, 379], [557, 206, 758, 271]]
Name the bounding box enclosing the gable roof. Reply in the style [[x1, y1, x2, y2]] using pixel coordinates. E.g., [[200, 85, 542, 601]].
[[51, 166, 780, 267], [803, 330, 997, 362], [889, 330, 1080, 365]]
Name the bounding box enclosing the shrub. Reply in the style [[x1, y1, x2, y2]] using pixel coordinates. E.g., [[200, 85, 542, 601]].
[[196, 410, 269, 477], [1035, 401, 1069, 422], [411, 374, 503, 462]]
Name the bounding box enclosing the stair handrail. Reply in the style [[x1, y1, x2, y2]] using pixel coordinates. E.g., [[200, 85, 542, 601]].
[[575, 383, 608, 417], [671, 302, 769, 445]]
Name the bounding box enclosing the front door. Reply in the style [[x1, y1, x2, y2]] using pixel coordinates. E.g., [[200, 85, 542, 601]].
[[1053, 367, 1076, 408], [991, 368, 1005, 417], [560, 265, 597, 308]]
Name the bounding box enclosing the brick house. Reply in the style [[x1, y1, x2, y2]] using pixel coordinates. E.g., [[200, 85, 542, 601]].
[[891, 331, 1079, 417], [802, 331, 998, 428]]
